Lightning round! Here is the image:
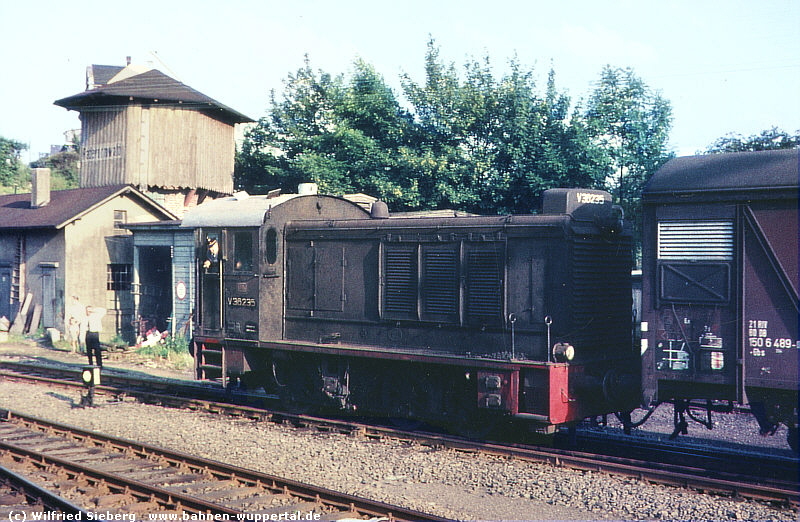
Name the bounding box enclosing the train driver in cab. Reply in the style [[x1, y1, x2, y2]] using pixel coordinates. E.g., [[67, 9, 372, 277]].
[[203, 235, 219, 269]]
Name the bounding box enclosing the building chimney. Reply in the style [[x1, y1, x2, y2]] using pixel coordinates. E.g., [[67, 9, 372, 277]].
[[31, 168, 51, 208], [86, 65, 95, 90]]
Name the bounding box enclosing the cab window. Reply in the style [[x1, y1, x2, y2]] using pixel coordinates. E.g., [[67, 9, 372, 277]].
[[233, 231, 253, 272]]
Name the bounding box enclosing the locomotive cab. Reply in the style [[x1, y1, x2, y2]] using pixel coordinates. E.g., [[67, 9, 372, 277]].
[[183, 187, 370, 382]]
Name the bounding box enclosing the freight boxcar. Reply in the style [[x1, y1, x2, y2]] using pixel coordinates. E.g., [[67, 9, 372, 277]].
[[640, 148, 798, 449]]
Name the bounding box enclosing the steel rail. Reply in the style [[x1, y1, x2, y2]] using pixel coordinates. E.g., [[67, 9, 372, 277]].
[[0, 464, 89, 515], [1, 362, 797, 508], [0, 410, 448, 521]]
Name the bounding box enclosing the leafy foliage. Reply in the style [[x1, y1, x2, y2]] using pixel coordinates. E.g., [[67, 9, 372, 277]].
[[0, 136, 30, 192], [30, 147, 80, 189], [136, 334, 194, 369], [584, 66, 674, 255], [704, 127, 800, 153], [236, 41, 674, 231], [2, 136, 80, 192]]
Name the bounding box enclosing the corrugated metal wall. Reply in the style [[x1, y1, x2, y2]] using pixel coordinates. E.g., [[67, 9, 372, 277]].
[[80, 107, 128, 186]]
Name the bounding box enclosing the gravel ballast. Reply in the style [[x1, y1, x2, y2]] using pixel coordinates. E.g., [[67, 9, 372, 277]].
[[0, 342, 796, 521]]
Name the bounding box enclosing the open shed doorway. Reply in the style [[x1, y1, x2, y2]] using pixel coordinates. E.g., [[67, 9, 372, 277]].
[[137, 246, 172, 339]]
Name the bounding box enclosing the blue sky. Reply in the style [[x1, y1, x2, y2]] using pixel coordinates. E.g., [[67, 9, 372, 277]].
[[1, 0, 798, 161]]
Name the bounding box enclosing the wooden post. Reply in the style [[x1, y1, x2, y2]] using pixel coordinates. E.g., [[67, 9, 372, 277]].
[[10, 293, 32, 334], [27, 304, 43, 334]]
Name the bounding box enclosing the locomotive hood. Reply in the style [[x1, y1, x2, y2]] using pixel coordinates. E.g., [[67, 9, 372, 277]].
[[180, 190, 370, 228], [181, 192, 305, 228]]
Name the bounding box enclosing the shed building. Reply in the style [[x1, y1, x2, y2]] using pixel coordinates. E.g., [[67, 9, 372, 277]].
[[0, 169, 176, 341]]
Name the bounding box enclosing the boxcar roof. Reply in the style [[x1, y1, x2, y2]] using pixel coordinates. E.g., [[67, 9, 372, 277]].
[[55, 68, 253, 125], [645, 148, 799, 198]]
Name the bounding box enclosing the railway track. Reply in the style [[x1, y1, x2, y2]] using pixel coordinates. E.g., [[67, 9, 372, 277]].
[[0, 409, 446, 521], [1, 360, 797, 508], [0, 464, 88, 518]]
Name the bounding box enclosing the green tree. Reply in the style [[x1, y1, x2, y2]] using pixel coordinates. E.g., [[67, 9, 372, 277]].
[[237, 43, 673, 224], [30, 147, 80, 189], [704, 127, 800, 153], [237, 55, 340, 194], [237, 57, 424, 208], [0, 136, 30, 192], [584, 66, 673, 259], [489, 65, 609, 213], [401, 42, 607, 214], [400, 40, 478, 210]]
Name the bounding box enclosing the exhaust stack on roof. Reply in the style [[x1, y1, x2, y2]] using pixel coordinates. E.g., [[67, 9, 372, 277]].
[[298, 183, 318, 195]]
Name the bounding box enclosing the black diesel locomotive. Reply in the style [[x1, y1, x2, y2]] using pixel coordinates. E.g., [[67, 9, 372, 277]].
[[185, 187, 639, 433], [640, 148, 798, 450]]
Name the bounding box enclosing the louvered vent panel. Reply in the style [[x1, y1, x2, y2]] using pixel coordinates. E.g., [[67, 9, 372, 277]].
[[658, 221, 734, 260], [467, 251, 502, 321], [384, 249, 416, 314], [423, 250, 458, 315]]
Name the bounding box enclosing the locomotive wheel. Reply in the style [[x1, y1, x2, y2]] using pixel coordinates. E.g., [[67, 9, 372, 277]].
[[389, 417, 424, 431], [271, 357, 317, 415], [379, 363, 428, 427], [278, 387, 315, 415], [452, 410, 500, 440], [788, 425, 798, 452]]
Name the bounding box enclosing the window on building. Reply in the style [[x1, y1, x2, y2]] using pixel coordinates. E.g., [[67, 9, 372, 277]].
[[107, 264, 132, 291], [114, 210, 127, 230]]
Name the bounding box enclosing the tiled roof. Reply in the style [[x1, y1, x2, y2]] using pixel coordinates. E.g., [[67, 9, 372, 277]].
[[87, 65, 124, 89], [0, 185, 175, 230], [55, 68, 253, 124]]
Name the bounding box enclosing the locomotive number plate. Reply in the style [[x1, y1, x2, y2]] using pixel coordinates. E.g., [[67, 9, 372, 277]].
[[575, 192, 606, 204], [227, 297, 256, 307]]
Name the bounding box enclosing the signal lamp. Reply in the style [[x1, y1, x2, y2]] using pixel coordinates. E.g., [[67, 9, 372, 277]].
[[552, 342, 575, 362]]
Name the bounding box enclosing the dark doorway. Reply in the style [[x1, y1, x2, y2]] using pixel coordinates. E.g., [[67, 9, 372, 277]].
[[0, 266, 12, 322], [137, 246, 172, 335], [40, 263, 58, 328]]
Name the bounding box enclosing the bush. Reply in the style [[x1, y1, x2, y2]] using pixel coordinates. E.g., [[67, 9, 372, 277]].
[[136, 334, 193, 369]]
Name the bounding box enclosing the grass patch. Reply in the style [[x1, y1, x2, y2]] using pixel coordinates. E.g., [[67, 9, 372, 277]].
[[136, 335, 194, 370]]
